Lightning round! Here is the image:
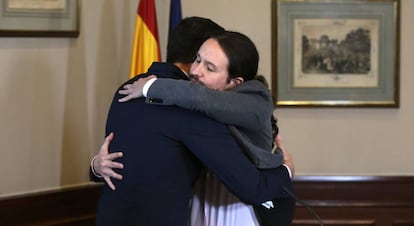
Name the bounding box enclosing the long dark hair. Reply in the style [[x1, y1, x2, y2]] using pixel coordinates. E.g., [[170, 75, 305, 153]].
[[210, 31, 259, 82], [255, 75, 279, 143]]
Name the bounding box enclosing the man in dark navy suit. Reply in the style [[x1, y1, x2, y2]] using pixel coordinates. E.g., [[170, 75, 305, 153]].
[[92, 17, 294, 226]]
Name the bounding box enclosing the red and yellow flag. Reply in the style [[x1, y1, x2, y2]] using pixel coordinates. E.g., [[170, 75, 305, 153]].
[[129, 0, 161, 78]]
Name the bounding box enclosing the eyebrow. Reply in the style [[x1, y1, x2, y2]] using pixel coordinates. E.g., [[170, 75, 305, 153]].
[[197, 53, 217, 71]]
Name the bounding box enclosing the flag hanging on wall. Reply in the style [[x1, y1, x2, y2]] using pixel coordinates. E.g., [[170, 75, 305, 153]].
[[129, 0, 161, 78], [169, 0, 182, 34]]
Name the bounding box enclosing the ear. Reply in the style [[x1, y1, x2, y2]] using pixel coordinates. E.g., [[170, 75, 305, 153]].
[[228, 77, 244, 89]]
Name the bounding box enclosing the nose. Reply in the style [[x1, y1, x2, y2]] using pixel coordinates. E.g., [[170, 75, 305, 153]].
[[190, 63, 202, 78]]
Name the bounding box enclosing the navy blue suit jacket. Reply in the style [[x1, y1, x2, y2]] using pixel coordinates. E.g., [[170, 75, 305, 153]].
[[95, 62, 292, 226]]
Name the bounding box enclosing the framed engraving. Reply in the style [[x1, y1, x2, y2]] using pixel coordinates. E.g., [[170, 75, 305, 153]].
[[272, 0, 400, 107], [0, 0, 79, 37]]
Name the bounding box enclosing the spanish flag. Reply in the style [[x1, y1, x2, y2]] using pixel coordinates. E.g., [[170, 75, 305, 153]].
[[129, 0, 161, 78]]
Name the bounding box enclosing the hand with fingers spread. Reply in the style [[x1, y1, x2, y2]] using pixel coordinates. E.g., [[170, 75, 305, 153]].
[[118, 75, 157, 102], [92, 132, 124, 190], [275, 134, 295, 177]]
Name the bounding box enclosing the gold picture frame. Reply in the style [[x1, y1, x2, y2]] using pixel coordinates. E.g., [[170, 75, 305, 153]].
[[272, 0, 400, 107], [0, 0, 79, 37]]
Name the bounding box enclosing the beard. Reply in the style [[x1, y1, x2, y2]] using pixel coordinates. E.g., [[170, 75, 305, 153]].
[[189, 74, 203, 85], [188, 73, 197, 81]]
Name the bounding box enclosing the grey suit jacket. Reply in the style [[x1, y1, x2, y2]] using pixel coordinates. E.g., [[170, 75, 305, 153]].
[[145, 79, 283, 169]]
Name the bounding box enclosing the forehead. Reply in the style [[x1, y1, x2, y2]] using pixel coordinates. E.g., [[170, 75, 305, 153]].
[[198, 38, 228, 67]]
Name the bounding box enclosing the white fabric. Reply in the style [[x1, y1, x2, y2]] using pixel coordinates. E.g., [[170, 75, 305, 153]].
[[283, 164, 293, 179], [190, 173, 259, 226], [90, 155, 102, 178], [142, 77, 157, 97]]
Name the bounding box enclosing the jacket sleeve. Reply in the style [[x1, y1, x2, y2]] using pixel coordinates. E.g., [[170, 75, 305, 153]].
[[89, 167, 104, 182], [176, 111, 292, 205], [146, 79, 273, 130]]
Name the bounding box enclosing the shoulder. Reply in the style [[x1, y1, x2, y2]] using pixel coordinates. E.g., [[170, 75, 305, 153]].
[[230, 80, 273, 105], [232, 80, 269, 93]]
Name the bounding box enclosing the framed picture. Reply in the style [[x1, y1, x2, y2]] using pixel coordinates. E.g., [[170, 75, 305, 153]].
[[272, 0, 400, 107], [0, 0, 79, 37]]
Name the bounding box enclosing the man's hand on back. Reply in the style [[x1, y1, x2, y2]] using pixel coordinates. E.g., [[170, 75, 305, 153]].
[[92, 132, 124, 190], [118, 75, 157, 102]]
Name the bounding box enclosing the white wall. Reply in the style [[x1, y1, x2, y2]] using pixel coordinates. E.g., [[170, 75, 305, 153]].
[[0, 0, 412, 197], [0, 0, 138, 196]]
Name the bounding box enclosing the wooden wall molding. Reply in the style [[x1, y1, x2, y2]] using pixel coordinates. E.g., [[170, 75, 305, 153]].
[[0, 183, 103, 226], [292, 176, 414, 226], [1, 176, 413, 225]]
